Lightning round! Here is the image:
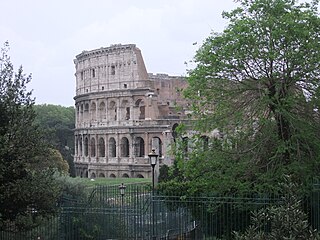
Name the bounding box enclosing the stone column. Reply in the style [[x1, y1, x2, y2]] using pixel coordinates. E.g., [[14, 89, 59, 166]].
[[117, 133, 120, 163], [74, 135, 78, 160], [105, 134, 108, 163], [117, 99, 120, 122], [95, 134, 98, 162], [95, 100, 98, 121], [130, 134, 135, 163], [145, 132, 149, 161]]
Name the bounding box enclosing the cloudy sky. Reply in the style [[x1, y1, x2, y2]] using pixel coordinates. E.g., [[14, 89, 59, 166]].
[[0, 0, 237, 106]]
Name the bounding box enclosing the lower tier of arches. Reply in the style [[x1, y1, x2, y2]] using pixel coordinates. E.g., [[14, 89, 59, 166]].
[[75, 162, 155, 179]]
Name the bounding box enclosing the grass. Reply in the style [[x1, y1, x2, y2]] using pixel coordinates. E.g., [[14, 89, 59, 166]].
[[76, 177, 151, 187]]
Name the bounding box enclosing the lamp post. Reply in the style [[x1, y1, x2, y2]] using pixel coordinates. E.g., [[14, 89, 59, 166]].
[[118, 183, 126, 206], [118, 183, 126, 239], [148, 149, 158, 191], [148, 149, 158, 239]]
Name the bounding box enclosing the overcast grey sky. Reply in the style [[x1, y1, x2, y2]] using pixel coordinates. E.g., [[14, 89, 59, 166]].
[[0, 0, 237, 106]]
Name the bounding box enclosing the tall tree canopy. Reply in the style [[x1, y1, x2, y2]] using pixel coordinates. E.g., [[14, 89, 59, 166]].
[[34, 104, 75, 176], [0, 42, 61, 230], [161, 0, 320, 194]]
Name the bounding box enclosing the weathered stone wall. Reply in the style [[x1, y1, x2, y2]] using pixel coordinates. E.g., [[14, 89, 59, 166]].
[[74, 44, 188, 179]]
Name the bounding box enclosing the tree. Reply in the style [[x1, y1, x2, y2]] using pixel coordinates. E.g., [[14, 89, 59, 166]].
[[34, 104, 75, 176], [32, 148, 69, 174], [162, 0, 320, 194], [0, 42, 61, 230]]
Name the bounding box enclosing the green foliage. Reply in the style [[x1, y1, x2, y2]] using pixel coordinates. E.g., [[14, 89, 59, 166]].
[[234, 176, 320, 239], [34, 104, 75, 176], [55, 174, 89, 204], [0, 42, 62, 231], [75, 177, 151, 188], [158, 164, 170, 183], [161, 0, 320, 195], [32, 148, 69, 174]]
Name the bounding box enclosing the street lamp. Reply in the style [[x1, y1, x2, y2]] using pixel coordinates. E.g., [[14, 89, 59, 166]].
[[148, 149, 158, 239], [148, 149, 158, 191], [118, 183, 126, 206], [118, 183, 126, 238]]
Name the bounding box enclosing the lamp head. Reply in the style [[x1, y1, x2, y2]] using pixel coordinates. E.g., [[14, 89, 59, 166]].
[[118, 183, 126, 196], [148, 149, 158, 167]]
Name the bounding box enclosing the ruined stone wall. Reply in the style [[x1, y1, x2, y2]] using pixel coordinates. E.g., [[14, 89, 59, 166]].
[[149, 73, 188, 118], [74, 44, 188, 179]]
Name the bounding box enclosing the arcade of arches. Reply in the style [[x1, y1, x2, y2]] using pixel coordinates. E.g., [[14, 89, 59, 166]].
[[74, 133, 166, 178], [75, 135, 163, 160]]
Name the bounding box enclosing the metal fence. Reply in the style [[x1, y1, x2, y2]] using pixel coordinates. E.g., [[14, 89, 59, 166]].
[[1, 182, 320, 239]]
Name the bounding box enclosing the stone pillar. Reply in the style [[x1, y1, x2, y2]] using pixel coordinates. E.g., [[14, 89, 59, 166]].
[[145, 97, 151, 120], [145, 132, 149, 158], [88, 134, 91, 163], [95, 134, 98, 162], [74, 135, 78, 160], [129, 135, 133, 163], [81, 134, 84, 161], [105, 134, 108, 163], [117, 133, 120, 163], [95, 101, 98, 121], [117, 99, 120, 122]]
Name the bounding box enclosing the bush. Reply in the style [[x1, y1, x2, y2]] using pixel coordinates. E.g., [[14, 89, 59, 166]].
[[234, 176, 320, 240]]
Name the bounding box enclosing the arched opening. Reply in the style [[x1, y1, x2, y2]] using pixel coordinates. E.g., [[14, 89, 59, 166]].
[[136, 174, 144, 178], [99, 102, 106, 120], [109, 137, 116, 157], [98, 137, 105, 157], [122, 173, 129, 178], [85, 171, 88, 178], [91, 172, 96, 179], [90, 138, 96, 157], [77, 105, 80, 123], [120, 137, 129, 157], [79, 137, 83, 156], [80, 104, 83, 122], [121, 100, 130, 120], [152, 137, 163, 157], [90, 102, 97, 121], [111, 65, 115, 75], [84, 103, 89, 121], [135, 137, 145, 157], [139, 106, 145, 119], [75, 136, 78, 156], [126, 107, 130, 120], [109, 101, 117, 121], [99, 173, 105, 178], [135, 99, 145, 119], [80, 171, 83, 178], [84, 137, 89, 157], [110, 174, 116, 178]]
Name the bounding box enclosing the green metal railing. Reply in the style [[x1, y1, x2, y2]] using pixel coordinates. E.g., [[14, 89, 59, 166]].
[[1, 183, 320, 239]]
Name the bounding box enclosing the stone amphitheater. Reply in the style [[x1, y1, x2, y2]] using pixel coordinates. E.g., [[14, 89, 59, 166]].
[[73, 44, 188, 179]]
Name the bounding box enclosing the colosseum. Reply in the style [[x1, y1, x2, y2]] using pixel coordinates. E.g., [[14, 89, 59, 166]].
[[73, 44, 189, 179]]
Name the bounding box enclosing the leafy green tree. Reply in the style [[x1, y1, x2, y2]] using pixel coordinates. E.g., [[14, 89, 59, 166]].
[[162, 0, 320, 194], [0, 42, 62, 231], [34, 104, 75, 176], [32, 148, 69, 174]]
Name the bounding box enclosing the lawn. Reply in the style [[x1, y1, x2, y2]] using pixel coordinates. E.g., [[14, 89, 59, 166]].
[[77, 177, 151, 187]]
